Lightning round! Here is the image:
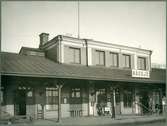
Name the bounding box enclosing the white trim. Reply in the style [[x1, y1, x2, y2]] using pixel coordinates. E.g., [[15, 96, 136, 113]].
[[62, 37, 85, 45], [87, 41, 151, 55], [58, 41, 61, 63], [136, 53, 149, 57], [88, 44, 120, 53], [88, 47, 92, 65], [62, 40, 85, 47], [134, 54, 137, 70], [61, 44, 64, 63]]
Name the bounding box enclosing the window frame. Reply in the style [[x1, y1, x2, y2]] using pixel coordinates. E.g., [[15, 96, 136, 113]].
[[45, 87, 58, 111], [71, 88, 81, 98], [95, 50, 105, 66], [123, 90, 133, 108], [137, 57, 146, 70], [122, 54, 131, 68], [69, 47, 81, 64], [110, 52, 119, 67]]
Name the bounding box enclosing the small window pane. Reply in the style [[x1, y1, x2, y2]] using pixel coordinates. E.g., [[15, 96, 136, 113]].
[[138, 57, 146, 70], [72, 92, 75, 97], [76, 92, 80, 98], [27, 91, 33, 97], [52, 90, 58, 96]]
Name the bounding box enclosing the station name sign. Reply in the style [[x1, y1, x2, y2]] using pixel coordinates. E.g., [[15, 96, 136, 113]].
[[132, 69, 150, 78]]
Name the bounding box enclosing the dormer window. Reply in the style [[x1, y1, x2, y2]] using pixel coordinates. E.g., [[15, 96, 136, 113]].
[[137, 57, 146, 70], [110, 52, 119, 67], [122, 54, 131, 68], [95, 50, 105, 66], [69, 47, 81, 64]]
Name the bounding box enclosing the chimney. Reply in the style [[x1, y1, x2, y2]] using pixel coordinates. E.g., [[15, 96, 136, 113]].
[[39, 33, 49, 48]]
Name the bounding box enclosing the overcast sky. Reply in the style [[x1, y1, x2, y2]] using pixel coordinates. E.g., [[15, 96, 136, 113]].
[[1, 1, 166, 65]]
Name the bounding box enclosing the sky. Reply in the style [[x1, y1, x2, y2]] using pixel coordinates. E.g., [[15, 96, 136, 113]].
[[1, 1, 166, 65]]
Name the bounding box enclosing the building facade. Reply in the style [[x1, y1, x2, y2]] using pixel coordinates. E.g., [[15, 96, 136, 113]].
[[1, 33, 166, 120]]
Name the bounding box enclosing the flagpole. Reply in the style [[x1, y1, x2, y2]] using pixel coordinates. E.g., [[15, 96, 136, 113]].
[[77, 0, 80, 39]]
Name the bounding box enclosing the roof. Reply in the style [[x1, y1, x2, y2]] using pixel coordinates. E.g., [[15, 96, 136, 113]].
[[1, 52, 166, 84]]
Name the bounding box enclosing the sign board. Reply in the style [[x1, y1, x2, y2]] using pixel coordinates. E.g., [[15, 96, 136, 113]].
[[132, 69, 150, 78], [105, 107, 110, 112]]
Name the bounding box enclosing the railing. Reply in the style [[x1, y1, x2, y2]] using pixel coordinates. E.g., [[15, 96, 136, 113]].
[[151, 63, 166, 69], [70, 110, 82, 117]]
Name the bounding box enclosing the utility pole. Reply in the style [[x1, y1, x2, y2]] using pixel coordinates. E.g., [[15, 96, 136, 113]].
[[57, 82, 63, 123], [111, 87, 116, 119]]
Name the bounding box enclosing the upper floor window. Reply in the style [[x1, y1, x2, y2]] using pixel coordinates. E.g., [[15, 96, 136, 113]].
[[122, 54, 131, 68], [46, 88, 58, 110], [110, 52, 119, 67], [137, 57, 146, 70], [71, 88, 81, 98], [95, 50, 105, 66], [69, 47, 81, 64]]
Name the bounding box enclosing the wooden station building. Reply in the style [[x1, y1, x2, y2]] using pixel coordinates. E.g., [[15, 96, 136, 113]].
[[1, 33, 166, 120]]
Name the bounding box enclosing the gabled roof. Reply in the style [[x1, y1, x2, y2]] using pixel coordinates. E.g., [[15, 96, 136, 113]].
[[1, 52, 166, 84]]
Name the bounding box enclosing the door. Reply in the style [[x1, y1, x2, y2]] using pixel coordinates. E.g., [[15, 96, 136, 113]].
[[140, 91, 149, 114], [14, 90, 26, 115], [115, 89, 121, 115], [96, 89, 107, 116]]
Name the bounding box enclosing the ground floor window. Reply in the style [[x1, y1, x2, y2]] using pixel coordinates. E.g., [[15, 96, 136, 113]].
[[115, 88, 120, 104], [71, 88, 81, 98], [46, 87, 58, 111], [153, 91, 160, 105], [123, 90, 133, 108]]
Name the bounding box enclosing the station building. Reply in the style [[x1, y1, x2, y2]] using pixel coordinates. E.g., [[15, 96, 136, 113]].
[[1, 33, 166, 119]]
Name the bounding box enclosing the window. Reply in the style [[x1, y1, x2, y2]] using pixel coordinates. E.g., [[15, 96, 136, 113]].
[[110, 52, 118, 67], [122, 54, 131, 68], [46, 88, 58, 110], [99, 89, 106, 95], [69, 47, 81, 64], [71, 88, 81, 98], [123, 90, 133, 108], [95, 50, 105, 66], [27, 91, 33, 97], [138, 57, 146, 70]]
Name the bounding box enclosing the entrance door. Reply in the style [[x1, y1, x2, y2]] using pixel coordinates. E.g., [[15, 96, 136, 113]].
[[115, 89, 121, 115], [140, 91, 149, 114], [15, 90, 26, 115], [96, 89, 107, 116]]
